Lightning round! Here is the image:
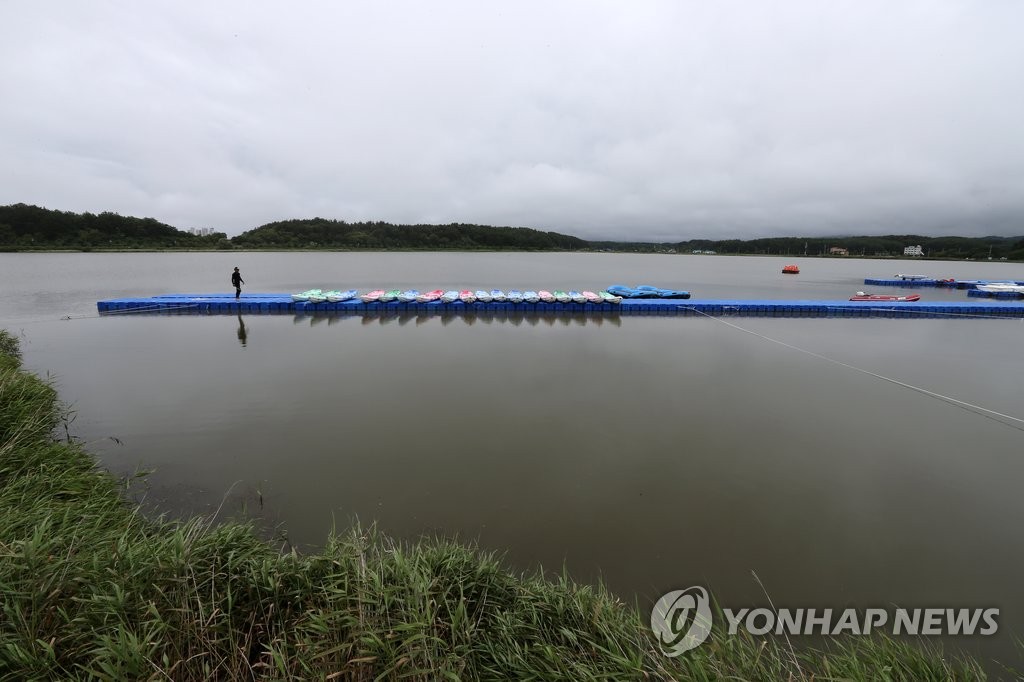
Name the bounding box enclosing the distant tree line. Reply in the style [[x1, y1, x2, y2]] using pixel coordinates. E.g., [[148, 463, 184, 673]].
[[592, 235, 1024, 260], [668, 235, 1024, 261], [1, 204, 1022, 259], [0, 204, 227, 250]]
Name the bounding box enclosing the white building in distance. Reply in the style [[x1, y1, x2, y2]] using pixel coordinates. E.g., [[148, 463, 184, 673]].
[[903, 245, 924, 257]]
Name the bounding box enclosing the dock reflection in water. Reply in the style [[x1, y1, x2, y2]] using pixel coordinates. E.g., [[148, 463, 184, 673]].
[[292, 309, 623, 328]]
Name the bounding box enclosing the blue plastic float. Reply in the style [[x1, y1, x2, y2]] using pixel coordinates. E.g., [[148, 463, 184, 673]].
[[96, 294, 1024, 319]]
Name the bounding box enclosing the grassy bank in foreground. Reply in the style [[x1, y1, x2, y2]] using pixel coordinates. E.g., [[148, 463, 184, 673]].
[[0, 330, 991, 680]]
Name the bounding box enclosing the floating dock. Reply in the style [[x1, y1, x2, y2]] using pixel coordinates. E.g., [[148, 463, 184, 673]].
[[865, 278, 1024, 289], [96, 294, 1024, 319], [864, 278, 950, 287], [967, 288, 1024, 299]]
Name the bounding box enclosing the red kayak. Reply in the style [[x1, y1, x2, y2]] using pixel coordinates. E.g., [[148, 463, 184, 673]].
[[850, 292, 920, 302]]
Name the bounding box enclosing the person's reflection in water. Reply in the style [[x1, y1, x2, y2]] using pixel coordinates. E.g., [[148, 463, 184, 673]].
[[237, 313, 248, 347]]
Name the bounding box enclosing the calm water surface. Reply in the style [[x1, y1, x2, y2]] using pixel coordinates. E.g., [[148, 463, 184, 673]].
[[2, 252, 1023, 671]]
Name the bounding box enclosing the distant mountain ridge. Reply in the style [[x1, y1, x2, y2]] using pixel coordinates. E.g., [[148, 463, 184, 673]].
[[1, 204, 1022, 259]]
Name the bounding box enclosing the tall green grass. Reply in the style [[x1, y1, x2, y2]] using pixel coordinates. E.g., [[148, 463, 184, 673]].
[[0, 329, 992, 679]]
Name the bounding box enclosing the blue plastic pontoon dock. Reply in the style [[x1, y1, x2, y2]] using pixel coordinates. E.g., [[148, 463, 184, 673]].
[[96, 294, 1024, 319], [864, 278, 1024, 289]]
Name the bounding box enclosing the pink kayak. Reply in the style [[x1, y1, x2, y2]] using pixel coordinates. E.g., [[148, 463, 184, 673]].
[[416, 289, 444, 303]]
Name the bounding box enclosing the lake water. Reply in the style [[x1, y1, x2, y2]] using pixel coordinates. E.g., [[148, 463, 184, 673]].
[[2, 251, 1023, 671]]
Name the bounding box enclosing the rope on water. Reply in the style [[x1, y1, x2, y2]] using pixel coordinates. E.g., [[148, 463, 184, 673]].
[[679, 306, 1024, 432]]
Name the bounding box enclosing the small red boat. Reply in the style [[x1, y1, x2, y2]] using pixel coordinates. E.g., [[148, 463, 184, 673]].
[[782, 265, 800, 274], [849, 292, 920, 302]]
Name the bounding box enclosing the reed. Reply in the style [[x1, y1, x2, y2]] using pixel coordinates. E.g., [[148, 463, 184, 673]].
[[0, 329, 993, 680]]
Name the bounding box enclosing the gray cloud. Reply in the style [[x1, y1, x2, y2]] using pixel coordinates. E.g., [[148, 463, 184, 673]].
[[2, 0, 1023, 240]]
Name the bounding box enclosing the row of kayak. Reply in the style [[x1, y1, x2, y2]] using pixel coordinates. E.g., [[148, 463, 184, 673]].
[[291, 289, 626, 304]]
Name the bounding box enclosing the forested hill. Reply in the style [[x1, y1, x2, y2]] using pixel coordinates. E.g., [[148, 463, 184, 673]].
[[0, 204, 226, 249], [231, 218, 588, 250], [0, 205, 584, 251]]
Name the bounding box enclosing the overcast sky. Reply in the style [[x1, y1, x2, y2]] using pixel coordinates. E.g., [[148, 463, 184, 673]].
[[2, 1, 1023, 240]]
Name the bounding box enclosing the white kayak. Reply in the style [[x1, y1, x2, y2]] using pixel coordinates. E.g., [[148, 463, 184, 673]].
[[325, 289, 357, 303]]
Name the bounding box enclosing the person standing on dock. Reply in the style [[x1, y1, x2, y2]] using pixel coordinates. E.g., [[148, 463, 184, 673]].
[[231, 267, 244, 299]]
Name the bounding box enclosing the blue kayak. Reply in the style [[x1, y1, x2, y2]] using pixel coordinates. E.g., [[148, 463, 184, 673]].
[[325, 289, 357, 303]]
